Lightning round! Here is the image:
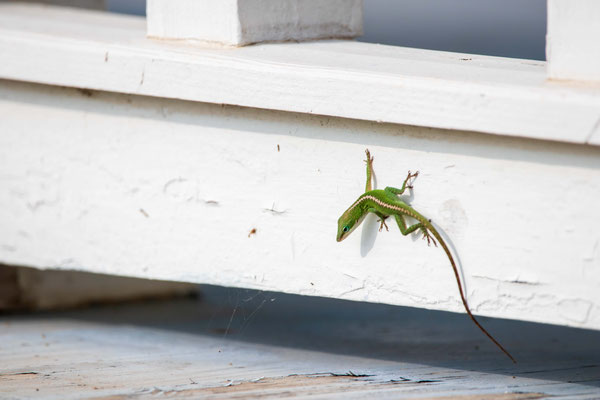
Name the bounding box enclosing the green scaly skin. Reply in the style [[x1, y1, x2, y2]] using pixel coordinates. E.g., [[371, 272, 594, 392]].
[[337, 149, 516, 363]]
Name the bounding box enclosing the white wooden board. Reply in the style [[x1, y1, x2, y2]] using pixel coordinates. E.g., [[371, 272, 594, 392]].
[[1, 4, 600, 145], [1, 80, 600, 330]]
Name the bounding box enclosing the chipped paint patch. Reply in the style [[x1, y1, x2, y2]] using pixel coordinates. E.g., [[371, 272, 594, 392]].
[[91, 373, 546, 400], [558, 299, 593, 324]]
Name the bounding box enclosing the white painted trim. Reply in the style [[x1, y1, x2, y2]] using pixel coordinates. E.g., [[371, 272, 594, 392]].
[[1, 4, 600, 146], [2, 80, 600, 331], [547, 0, 600, 83], [146, 0, 363, 46]]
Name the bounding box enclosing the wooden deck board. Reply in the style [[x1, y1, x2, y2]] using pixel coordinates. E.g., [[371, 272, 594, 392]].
[[1, 286, 599, 399]]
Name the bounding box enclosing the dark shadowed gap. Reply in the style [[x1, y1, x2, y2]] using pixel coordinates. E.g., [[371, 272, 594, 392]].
[[7, 283, 599, 388]]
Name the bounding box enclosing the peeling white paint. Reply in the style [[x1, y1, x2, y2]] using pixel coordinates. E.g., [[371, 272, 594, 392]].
[[1, 80, 600, 330], [557, 299, 594, 324]]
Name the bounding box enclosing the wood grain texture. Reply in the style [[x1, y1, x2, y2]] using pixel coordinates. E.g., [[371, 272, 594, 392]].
[[0, 265, 20, 309], [1, 4, 600, 145], [1, 290, 599, 399], [1, 80, 600, 330], [0, 265, 197, 311]]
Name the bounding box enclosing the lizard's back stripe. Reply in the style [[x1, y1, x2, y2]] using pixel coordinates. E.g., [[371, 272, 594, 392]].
[[347, 195, 421, 220]]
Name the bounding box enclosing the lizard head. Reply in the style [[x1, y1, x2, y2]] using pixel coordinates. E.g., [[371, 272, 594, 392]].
[[336, 207, 367, 242]]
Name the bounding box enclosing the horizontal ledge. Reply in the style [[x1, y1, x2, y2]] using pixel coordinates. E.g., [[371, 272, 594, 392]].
[[1, 4, 600, 146], [2, 79, 600, 331]]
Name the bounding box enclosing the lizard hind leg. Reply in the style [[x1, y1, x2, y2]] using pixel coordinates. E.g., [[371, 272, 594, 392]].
[[421, 225, 438, 247]]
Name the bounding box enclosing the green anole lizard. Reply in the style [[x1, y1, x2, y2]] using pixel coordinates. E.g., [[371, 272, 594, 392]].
[[337, 149, 516, 363]]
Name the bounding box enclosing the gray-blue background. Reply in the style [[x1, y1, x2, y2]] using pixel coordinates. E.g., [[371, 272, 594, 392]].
[[107, 0, 547, 60]]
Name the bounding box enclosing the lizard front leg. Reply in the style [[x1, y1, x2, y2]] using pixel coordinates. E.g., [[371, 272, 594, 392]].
[[375, 212, 389, 232], [367, 207, 389, 231], [385, 170, 419, 196], [364, 149, 375, 192]]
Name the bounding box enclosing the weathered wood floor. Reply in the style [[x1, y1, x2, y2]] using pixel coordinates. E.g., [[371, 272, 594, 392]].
[[1, 285, 599, 399]]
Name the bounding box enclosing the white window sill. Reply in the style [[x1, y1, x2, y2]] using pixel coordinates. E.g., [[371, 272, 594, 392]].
[[1, 3, 600, 146]]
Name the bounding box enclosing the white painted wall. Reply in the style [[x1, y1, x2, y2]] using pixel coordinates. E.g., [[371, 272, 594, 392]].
[[1, 80, 599, 330]]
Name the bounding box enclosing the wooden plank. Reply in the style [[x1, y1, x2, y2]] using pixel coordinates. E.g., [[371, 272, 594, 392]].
[[1, 4, 600, 145], [0, 265, 197, 311], [0, 265, 19, 309], [1, 289, 599, 399], [1, 80, 600, 330]]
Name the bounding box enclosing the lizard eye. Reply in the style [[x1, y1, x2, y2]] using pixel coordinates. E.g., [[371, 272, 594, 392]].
[[343, 226, 349, 232]]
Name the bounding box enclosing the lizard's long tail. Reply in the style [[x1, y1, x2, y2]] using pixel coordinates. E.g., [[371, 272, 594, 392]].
[[425, 220, 517, 363]]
